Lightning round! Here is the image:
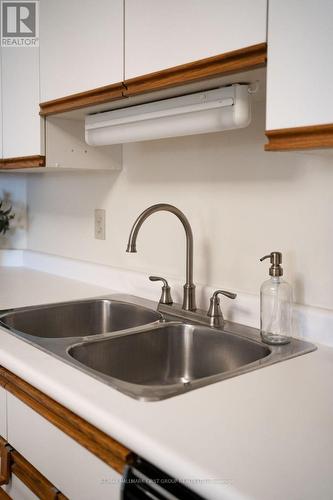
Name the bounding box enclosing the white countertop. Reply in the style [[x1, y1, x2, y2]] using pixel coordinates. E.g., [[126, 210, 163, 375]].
[[0, 267, 332, 500]]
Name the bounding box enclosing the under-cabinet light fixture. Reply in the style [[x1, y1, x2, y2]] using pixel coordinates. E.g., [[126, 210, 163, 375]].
[[85, 84, 251, 146]]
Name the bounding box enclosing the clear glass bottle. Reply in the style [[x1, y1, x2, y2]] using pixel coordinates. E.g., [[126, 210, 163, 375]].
[[260, 252, 292, 345]]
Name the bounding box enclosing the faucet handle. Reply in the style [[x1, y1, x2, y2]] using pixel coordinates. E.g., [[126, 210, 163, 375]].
[[207, 289, 237, 327], [149, 276, 173, 305], [211, 290, 237, 302]]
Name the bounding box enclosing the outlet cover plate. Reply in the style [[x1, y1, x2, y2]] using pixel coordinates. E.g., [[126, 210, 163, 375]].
[[94, 209, 106, 240]]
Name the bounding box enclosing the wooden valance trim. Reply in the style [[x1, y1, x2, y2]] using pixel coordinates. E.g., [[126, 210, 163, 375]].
[[124, 43, 267, 96], [265, 123, 333, 151]]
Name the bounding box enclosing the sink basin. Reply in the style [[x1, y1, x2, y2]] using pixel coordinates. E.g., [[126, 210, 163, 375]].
[[0, 299, 162, 339], [68, 323, 271, 400]]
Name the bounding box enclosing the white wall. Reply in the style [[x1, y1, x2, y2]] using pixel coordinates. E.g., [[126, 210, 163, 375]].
[[26, 102, 333, 311], [0, 175, 27, 249]]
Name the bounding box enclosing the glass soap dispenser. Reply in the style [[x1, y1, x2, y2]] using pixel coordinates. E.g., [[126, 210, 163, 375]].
[[260, 252, 292, 345]]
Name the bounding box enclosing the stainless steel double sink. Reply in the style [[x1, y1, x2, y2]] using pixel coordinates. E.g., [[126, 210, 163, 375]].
[[0, 296, 316, 401]]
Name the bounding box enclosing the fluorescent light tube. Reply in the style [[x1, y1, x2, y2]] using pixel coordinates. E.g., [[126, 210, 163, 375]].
[[85, 84, 251, 146]]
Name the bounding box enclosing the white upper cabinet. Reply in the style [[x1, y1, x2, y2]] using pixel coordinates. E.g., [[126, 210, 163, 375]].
[[2, 47, 43, 158], [40, 0, 124, 102], [266, 0, 333, 131], [125, 0, 267, 79]]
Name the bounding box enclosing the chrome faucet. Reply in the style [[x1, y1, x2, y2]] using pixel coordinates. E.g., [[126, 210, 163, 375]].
[[126, 203, 197, 311]]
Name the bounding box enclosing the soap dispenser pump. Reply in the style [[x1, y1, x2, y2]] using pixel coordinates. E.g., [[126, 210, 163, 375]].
[[260, 252, 292, 345]]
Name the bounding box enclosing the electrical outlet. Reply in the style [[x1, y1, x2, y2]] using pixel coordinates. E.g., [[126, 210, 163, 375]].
[[94, 209, 106, 240]]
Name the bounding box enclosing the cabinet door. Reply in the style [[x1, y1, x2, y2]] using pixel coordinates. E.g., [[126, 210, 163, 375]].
[[0, 49, 2, 159], [0, 387, 6, 438], [2, 47, 43, 158], [7, 394, 122, 500], [266, 0, 333, 130], [125, 0, 267, 79], [40, 0, 124, 102]]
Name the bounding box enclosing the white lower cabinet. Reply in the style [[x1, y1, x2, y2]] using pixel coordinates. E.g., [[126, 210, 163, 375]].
[[7, 393, 122, 500], [0, 387, 6, 439]]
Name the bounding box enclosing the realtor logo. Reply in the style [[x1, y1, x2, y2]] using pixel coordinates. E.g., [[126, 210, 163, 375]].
[[1, 0, 39, 46]]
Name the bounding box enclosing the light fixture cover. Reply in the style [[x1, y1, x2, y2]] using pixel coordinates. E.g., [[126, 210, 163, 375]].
[[85, 84, 251, 146]]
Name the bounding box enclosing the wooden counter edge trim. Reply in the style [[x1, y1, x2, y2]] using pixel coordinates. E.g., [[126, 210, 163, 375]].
[[124, 43, 267, 96], [265, 123, 333, 151], [0, 155, 46, 170], [0, 367, 134, 474], [39, 82, 126, 116]]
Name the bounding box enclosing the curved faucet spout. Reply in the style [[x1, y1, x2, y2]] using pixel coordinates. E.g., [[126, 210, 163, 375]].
[[126, 203, 196, 311]]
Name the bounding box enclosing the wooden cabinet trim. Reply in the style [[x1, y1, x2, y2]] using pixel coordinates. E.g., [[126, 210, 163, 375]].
[[0, 438, 11, 487], [39, 83, 126, 116], [265, 123, 333, 151], [0, 156, 46, 170], [39, 44, 266, 116], [0, 435, 68, 499], [0, 488, 10, 499], [0, 367, 134, 474], [124, 43, 267, 96], [11, 450, 66, 500]]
